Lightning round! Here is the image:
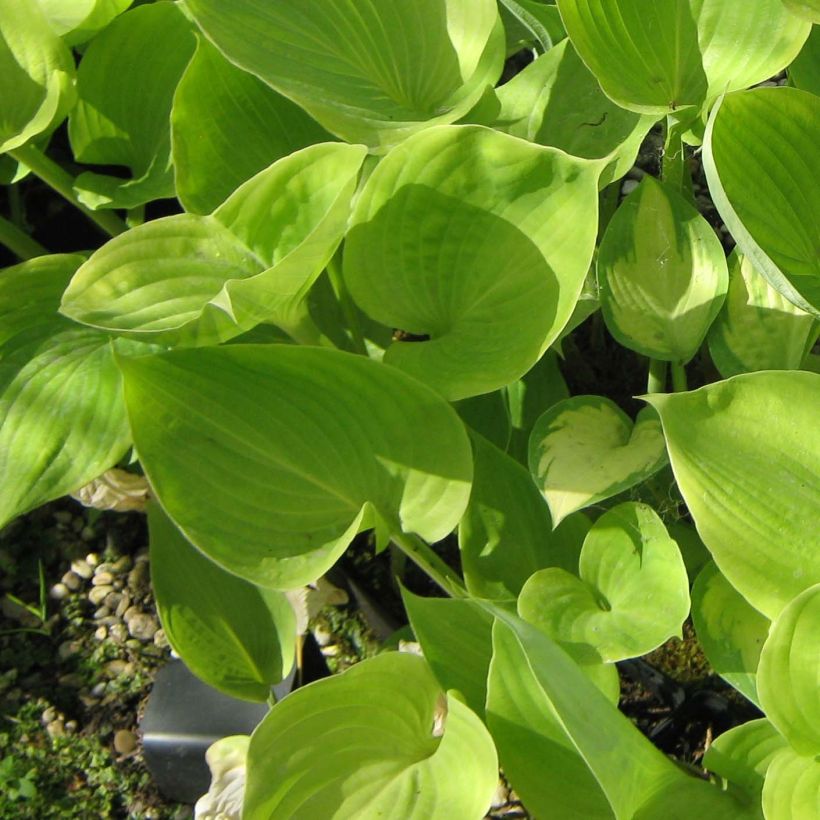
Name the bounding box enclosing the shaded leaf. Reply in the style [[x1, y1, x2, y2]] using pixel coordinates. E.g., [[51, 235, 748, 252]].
[[762, 746, 820, 820]]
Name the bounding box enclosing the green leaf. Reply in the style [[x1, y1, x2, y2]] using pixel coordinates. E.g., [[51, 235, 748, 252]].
[[243, 652, 498, 819], [518, 502, 690, 661], [487, 612, 755, 820], [0, 255, 133, 528], [459, 431, 589, 599], [453, 391, 511, 452], [703, 719, 787, 806], [556, 0, 809, 114], [61, 143, 367, 345], [690, 562, 770, 706], [789, 24, 820, 95], [148, 503, 296, 702], [0, 0, 75, 154], [498, 0, 565, 53], [708, 250, 818, 378], [529, 396, 668, 524], [598, 175, 728, 363], [644, 371, 820, 619], [757, 584, 820, 755], [469, 39, 656, 185], [783, 0, 820, 23], [703, 87, 820, 317], [35, 0, 132, 46], [402, 588, 494, 718], [668, 520, 711, 583], [183, 0, 505, 150], [762, 747, 820, 820], [171, 36, 333, 215], [344, 124, 601, 400], [119, 345, 473, 589], [67, 3, 196, 210], [506, 350, 568, 465], [487, 620, 614, 819]]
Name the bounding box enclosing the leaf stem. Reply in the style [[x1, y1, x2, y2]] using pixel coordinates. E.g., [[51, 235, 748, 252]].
[[662, 120, 685, 191], [326, 251, 368, 356], [671, 362, 688, 393], [391, 533, 468, 599], [126, 205, 146, 228], [0, 214, 48, 260], [8, 144, 127, 238], [646, 359, 668, 393]]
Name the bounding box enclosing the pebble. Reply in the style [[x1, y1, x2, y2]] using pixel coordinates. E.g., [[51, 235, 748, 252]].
[[109, 624, 128, 644], [88, 585, 113, 606], [621, 179, 639, 196], [153, 629, 169, 649], [41, 706, 58, 725], [115, 594, 131, 619], [127, 613, 158, 642], [91, 682, 107, 697], [122, 606, 140, 624], [93, 606, 111, 620], [57, 673, 84, 688], [105, 660, 130, 678], [112, 556, 133, 574], [65, 720, 77, 734], [94, 626, 108, 641], [49, 583, 70, 601], [95, 562, 115, 576], [46, 719, 65, 739], [312, 624, 333, 646], [114, 729, 138, 755], [112, 579, 124, 591], [92, 571, 114, 587], [104, 591, 124, 611], [127, 563, 149, 590], [85, 553, 100, 568], [61, 571, 82, 591], [57, 640, 82, 661]]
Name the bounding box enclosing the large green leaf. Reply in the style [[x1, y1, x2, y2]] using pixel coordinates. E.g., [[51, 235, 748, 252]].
[[762, 747, 820, 820], [35, 0, 132, 45], [468, 39, 656, 185], [518, 503, 690, 661], [529, 396, 668, 524], [757, 584, 820, 755], [243, 652, 498, 819], [691, 561, 770, 706], [402, 588, 494, 718], [645, 371, 820, 619], [783, 0, 820, 22], [0, 255, 133, 528], [708, 250, 818, 378], [119, 345, 472, 589], [556, 0, 809, 114], [598, 175, 728, 363], [183, 0, 505, 150], [703, 87, 820, 317], [460, 431, 589, 599], [702, 719, 787, 807], [171, 36, 333, 215], [344, 124, 601, 400], [61, 143, 367, 345], [0, 0, 75, 154], [67, 3, 196, 209], [148, 504, 296, 703], [789, 24, 820, 95], [488, 612, 755, 819]]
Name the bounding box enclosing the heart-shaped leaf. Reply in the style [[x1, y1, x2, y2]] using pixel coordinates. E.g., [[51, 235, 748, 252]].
[[119, 345, 472, 589], [183, 0, 505, 150], [528, 395, 668, 525], [0, 0, 75, 154], [703, 87, 820, 316], [702, 719, 788, 806], [171, 36, 333, 215], [556, 0, 809, 114], [518, 502, 690, 662], [0, 255, 134, 528], [645, 371, 820, 619], [243, 652, 498, 819], [762, 747, 820, 820], [757, 584, 820, 755], [61, 143, 367, 345], [598, 175, 728, 363], [707, 250, 818, 378], [148, 504, 296, 702], [67, 3, 197, 209], [344, 124, 601, 400], [460, 430, 589, 599], [691, 562, 770, 706]]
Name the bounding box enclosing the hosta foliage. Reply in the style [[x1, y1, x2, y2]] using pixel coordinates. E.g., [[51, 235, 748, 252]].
[[1, 0, 818, 817]]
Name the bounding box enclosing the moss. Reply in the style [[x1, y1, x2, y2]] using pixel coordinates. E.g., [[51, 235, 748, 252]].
[[644, 621, 712, 684]]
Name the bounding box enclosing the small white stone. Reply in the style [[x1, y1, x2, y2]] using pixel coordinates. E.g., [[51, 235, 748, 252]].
[[621, 179, 639, 196], [49, 583, 70, 600], [71, 558, 94, 579], [88, 585, 113, 606], [61, 571, 82, 591], [92, 571, 114, 586]]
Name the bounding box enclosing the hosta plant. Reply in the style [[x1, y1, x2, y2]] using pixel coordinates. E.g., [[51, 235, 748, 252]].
[[1, 1, 819, 818]]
